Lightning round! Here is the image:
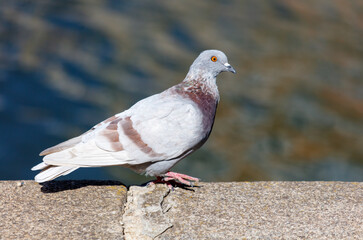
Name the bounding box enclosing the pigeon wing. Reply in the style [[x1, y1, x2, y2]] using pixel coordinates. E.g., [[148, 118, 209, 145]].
[[42, 91, 204, 167]]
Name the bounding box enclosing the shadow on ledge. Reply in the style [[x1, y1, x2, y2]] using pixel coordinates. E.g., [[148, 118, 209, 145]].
[[40, 180, 125, 193], [140, 180, 200, 192]]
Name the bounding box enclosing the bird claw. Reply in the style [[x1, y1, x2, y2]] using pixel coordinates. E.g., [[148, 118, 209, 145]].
[[147, 177, 174, 190], [148, 171, 199, 189], [165, 171, 200, 185]]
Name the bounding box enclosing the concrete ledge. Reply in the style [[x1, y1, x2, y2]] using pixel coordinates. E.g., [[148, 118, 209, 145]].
[[0, 180, 127, 239], [124, 182, 363, 239], [1, 181, 362, 239]]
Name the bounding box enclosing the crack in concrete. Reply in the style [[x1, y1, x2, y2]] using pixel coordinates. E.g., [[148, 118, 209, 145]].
[[160, 188, 172, 214], [153, 224, 173, 239], [120, 189, 128, 240], [122, 185, 174, 240]]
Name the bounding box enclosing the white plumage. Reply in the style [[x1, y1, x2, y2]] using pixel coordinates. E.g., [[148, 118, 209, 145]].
[[32, 50, 236, 185]]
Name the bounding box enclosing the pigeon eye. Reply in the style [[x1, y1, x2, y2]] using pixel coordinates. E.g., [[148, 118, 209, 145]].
[[211, 56, 217, 62]]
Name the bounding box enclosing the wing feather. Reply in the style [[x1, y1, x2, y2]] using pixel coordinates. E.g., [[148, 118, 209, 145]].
[[37, 89, 204, 169], [39, 135, 83, 156]]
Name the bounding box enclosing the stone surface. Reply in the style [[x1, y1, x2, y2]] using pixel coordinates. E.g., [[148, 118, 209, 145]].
[[125, 182, 363, 240], [0, 180, 127, 240], [123, 184, 172, 240], [1, 181, 362, 239]]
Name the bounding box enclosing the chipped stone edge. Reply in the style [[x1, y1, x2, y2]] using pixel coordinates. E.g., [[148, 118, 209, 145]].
[[122, 184, 173, 240]]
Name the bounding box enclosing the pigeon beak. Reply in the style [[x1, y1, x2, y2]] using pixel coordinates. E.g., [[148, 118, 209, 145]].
[[224, 63, 236, 74]]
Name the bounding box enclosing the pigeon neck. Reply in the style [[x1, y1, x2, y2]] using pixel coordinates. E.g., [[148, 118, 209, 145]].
[[173, 72, 219, 136], [182, 71, 219, 100], [184, 68, 216, 82]]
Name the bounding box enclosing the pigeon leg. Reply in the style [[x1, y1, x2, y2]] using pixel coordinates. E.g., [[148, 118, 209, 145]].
[[148, 172, 199, 189], [163, 171, 200, 186], [147, 176, 174, 189]]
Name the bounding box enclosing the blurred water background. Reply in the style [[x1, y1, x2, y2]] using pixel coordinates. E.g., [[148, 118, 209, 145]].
[[0, 0, 362, 185]]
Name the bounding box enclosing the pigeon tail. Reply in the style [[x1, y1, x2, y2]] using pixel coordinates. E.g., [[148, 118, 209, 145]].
[[34, 165, 79, 183]]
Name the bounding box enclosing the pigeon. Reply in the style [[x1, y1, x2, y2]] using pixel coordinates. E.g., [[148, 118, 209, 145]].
[[32, 49, 236, 187]]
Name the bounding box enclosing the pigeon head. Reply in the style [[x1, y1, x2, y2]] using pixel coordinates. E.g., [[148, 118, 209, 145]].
[[187, 50, 236, 79]]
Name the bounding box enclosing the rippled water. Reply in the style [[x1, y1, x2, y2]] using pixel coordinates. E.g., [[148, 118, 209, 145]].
[[1, 1, 362, 185]]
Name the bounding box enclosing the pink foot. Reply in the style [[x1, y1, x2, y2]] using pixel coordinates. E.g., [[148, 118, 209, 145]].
[[163, 171, 200, 186], [148, 172, 200, 189]]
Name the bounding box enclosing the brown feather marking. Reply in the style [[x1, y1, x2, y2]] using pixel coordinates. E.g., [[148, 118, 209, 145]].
[[103, 131, 119, 142], [93, 115, 118, 129], [41, 115, 122, 156], [96, 118, 124, 152], [122, 117, 162, 157]]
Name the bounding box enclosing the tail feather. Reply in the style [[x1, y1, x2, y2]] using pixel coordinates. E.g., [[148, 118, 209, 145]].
[[34, 165, 79, 183], [31, 162, 48, 171], [33, 130, 126, 182]]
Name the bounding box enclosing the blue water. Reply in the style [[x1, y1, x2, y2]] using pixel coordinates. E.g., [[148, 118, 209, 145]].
[[1, 1, 362, 184]]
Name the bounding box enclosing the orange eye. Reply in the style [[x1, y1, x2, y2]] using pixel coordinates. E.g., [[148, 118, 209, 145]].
[[211, 56, 217, 62]]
